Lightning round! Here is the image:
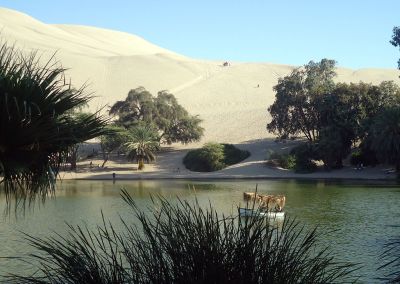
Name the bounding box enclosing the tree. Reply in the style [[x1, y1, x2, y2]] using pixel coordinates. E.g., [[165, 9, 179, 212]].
[[317, 126, 352, 169], [109, 87, 154, 128], [391, 26, 400, 69], [267, 59, 336, 141], [110, 87, 204, 144], [154, 91, 204, 144], [99, 125, 130, 167], [315, 87, 359, 168], [369, 107, 400, 171], [66, 112, 100, 171], [0, 42, 107, 200], [268, 58, 400, 170], [124, 125, 160, 170]]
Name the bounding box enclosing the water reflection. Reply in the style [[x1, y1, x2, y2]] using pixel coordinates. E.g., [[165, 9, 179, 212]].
[[0, 179, 399, 281]]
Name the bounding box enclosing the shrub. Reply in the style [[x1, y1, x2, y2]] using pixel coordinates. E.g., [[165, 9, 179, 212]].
[[350, 148, 378, 167], [290, 143, 318, 173], [350, 150, 362, 166], [183, 143, 250, 172], [284, 154, 297, 169], [183, 142, 225, 171], [6, 190, 357, 283], [223, 143, 250, 165], [268, 152, 296, 170]]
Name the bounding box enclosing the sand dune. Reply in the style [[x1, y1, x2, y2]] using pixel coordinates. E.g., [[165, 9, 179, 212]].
[[1, 7, 399, 145]]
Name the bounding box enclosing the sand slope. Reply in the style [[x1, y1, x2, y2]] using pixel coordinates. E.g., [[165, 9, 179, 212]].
[[1, 7, 399, 145]]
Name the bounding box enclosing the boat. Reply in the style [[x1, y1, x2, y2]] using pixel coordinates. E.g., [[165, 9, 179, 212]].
[[239, 208, 285, 218]]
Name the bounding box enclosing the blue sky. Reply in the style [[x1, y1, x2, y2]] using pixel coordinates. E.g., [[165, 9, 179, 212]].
[[1, 0, 399, 69]]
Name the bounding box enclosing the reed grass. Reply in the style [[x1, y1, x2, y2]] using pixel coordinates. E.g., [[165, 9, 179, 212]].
[[379, 237, 400, 283], [6, 190, 357, 283]]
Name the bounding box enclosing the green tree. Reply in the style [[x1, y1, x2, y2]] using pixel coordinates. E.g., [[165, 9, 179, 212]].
[[99, 125, 130, 167], [124, 125, 160, 170], [109, 87, 203, 144], [109, 87, 154, 128], [267, 59, 336, 141], [357, 81, 400, 137], [369, 107, 400, 171], [268, 58, 400, 170], [317, 126, 352, 169], [391, 26, 400, 69], [315, 88, 358, 168], [154, 91, 203, 144], [0, 42, 107, 199]]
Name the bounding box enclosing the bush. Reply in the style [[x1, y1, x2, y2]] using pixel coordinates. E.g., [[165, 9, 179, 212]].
[[183, 143, 250, 172], [6, 191, 357, 283], [350, 149, 378, 167], [350, 144, 379, 167], [284, 154, 297, 169], [267, 151, 296, 170], [290, 143, 318, 173], [223, 143, 250, 164], [350, 150, 362, 166]]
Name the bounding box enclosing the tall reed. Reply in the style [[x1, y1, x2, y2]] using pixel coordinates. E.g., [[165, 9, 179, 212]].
[[6, 190, 357, 283]]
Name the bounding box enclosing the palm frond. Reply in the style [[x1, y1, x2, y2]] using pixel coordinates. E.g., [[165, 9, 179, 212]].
[[0, 41, 108, 204]]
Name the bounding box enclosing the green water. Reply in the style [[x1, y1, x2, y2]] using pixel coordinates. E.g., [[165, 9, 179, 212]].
[[0, 179, 399, 282]]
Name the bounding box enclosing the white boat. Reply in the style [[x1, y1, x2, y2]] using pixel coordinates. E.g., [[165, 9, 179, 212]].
[[239, 208, 285, 218]]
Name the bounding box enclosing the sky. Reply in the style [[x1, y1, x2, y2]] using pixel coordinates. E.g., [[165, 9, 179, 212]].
[[1, 0, 399, 69]]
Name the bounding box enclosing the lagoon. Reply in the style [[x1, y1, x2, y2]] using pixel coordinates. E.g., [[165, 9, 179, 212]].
[[0, 179, 399, 282]]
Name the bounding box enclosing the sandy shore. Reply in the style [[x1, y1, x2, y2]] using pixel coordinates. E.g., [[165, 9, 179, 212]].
[[61, 139, 397, 181]]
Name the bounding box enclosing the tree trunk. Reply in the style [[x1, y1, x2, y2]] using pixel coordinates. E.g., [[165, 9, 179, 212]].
[[335, 158, 343, 169], [138, 159, 144, 170], [101, 153, 109, 168], [70, 145, 79, 171]]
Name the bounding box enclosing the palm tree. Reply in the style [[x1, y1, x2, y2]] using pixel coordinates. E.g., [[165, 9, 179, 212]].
[[0, 42, 108, 201], [124, 125, 160, 170], [370, 106, 400, 171]]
